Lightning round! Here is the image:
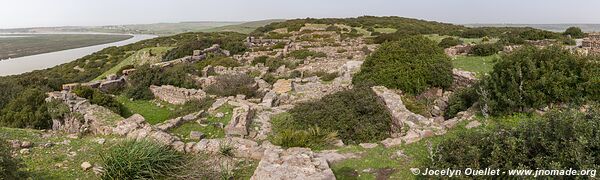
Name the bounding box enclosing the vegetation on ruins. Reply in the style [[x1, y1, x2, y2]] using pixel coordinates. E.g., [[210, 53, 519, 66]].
[[438, 37, 463, 48], [124, 64, 198, 100], [287, 49, 327, 59], [205, 74, 259, 98], [283, 86, 393, 144], [478, 46, 598, 115], [470, 43, 503, 56], [162, 32, 247, 61], [0, 138, 28, 179], [430, 107, 600, 174], [100, 140, 184, 180], [354, 36, 453, 95], [444, 86, 478, 119], [73, 86, 127, 116]]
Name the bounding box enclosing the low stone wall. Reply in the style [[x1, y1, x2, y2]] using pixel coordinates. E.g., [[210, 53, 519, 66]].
[[251, 145, 336, 180], [149, 85, 207, 105]]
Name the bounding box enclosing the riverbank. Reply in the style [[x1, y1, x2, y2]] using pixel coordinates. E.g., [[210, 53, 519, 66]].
[[0, 34, 157, 76]]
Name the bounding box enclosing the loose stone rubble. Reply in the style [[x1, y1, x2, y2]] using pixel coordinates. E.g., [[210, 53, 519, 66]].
[[251, 145, 336, 180]]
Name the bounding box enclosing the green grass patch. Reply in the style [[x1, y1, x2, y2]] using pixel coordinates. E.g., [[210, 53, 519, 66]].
[[169, 104, 234, 140], [117, 96, 174, 125], [424, 34, 498, 44], [452, 54, 499, 76], [374, 28, 397, 34], [95, 47, 173, 80]]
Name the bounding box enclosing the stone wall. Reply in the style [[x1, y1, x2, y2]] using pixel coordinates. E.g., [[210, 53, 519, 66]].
[[149, 85, 207, 105]]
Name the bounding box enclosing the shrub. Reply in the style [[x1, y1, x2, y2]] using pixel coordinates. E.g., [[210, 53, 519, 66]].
[[251, 56, 268, 65], [563, 27, 585, 38], [479, 46, 594, 115], [306, 71, 339, 82], [430, 107, 600, 175], [353, 36, 453, 95], [0, 88, 51, 129], [286, 87, 393, 144], [438, 37, 463, 48], [287, 50, 327, 59], [470, 43, 501, 56], [73, 86, 126, 116], [270, 127, 338, 150], [0, 138, 28, 179], [205, 74, 258, 98], [100, 140, 184, 180], [196, 56, 241, 71], [444, 86, 478, 119]]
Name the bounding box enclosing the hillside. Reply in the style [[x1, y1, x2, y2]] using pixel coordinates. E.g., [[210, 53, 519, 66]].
[[1, 16, 598, 179], [201, 19, 286, 34]]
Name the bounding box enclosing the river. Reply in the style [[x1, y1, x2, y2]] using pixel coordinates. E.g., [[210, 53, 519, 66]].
[[0, 34, 157, 76]]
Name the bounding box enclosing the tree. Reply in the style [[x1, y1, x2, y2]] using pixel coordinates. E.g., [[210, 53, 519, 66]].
[[354, 36, 453, 94], [563, 27, 585, 38]]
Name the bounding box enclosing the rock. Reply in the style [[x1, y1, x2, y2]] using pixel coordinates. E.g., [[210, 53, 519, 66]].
[[10, 140, 21, 149], [316, 150, 359, 163], [236, 94, 247, 100], [93, 166, 104, 175], [81, 162, 93, 171], [20, 141, 33, 148], [189, 131, 205, 140], [359, 143, 378, 149], [149, 85, 206, 105], [215, 112, 224, 118], [419, 130, 435, 138], [192, 137, 264, 159], [54, 163, 64, 168], [452, 69, 477, 89], [62, 140, 71, 145], [381, 138, 403, 148], [96, 138, 106, 145], [251, 147, 335, 180], [391, 150, 408, 159], [66, 134, 79, 139], [272, 79, 293, 94], [225, 104, 254, 136], [260, 91, 278, 107], [42, 142, 54, 148], [19, 148, 30, 154], [465, 121, 482, 129], [371, 86, 429, 133], [332, 139, 345, 147]]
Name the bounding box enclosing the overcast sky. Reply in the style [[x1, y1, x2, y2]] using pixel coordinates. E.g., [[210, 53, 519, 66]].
[[1, 0, 599, 29]]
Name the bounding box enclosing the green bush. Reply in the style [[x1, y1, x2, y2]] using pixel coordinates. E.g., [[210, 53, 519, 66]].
[[0, 138, 28, 179], [563, 27, 585, 38], [430, 107, 600, 175], [353, 36, 453, 95], [479, 46, 595, 115], [73, 86, 126, 116], [196, 56, 241, 71], [444, 86, 478, 119], [438, 37, 463, 48], [286, 86, 393, 144], [306, 71, 339, 82], [0, 88, 51, 129], [100, 140, 184, 180], [287, 50, 327, 59], [205, 74, 258, 98], [470, 43, 501, 56]]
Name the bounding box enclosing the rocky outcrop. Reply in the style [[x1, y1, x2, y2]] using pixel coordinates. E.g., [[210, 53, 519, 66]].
[[452, 69, 477, 89], [371, 86, 445, 147], [112, 114, 186, 151], [272, 79, 293, 94], [225, 101, 255, 136], [251, 146, 335, 180], [46, 91, 121, 135], [149, 85, 206, 105]]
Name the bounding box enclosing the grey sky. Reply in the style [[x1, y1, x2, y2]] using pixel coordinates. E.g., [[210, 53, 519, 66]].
[[1, 0, 599, 29]]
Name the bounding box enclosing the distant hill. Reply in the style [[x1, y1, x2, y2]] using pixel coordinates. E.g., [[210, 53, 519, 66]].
[[465, 24, 600, 32], [201, 19, 286, 34]]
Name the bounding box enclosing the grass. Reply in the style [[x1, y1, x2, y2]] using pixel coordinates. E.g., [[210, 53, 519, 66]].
[[0, 34, 132, 60], [1, 127, 117, 179], [452, 54, 500, 76], [374, 28, 397, 34], [169, 104, 234, 140], [94, 47, 173, 80], [117, 96, 175, 125], [424, 34, 499, 44]]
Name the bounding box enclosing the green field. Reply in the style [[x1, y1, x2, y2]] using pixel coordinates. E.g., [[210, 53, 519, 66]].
[[201, 19, 284, 34], [374, 27, 397, 33], [452, 54, 499, 76], [94, 47, 173, 80], [0, 34, 132, 60]]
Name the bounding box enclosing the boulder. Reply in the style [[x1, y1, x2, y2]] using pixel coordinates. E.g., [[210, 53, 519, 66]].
[[149, 85, 206, 105], [251, 147, 335, 180], [189, 131, 205, 140], [81, 162, 93, 171], [273, 79, 293, 94]]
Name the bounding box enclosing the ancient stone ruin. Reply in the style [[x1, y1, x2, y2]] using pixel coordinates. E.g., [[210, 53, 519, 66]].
[[149, 85, 207, 105]]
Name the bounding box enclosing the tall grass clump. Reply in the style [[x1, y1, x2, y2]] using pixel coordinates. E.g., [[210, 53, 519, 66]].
[[100, 140, 184, 180]]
